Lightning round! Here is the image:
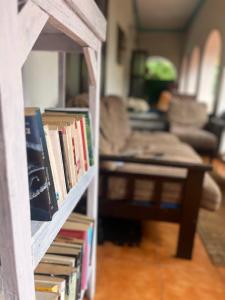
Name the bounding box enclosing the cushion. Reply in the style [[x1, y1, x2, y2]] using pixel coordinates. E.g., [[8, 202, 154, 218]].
[[170, 125, 218, 151], [168, 99, 208, 128], [102, 95, 131, 152]]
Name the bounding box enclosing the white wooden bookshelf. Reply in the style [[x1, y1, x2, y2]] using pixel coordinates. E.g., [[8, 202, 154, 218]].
[[0, 1, 106, 299]]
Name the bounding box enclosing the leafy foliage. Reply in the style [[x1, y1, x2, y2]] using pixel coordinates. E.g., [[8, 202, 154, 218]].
[[145, 57, 177, 81]]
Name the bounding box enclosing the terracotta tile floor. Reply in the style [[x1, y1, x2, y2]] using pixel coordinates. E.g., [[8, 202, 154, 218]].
[[95, 221, 225, 300]]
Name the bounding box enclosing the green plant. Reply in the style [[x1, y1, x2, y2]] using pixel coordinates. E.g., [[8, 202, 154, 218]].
[[145, 57, 177, 81]]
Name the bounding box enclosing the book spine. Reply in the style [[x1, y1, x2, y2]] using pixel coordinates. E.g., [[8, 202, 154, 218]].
[[25, 114, 55, 221], [80, 118, 88, 172], [85, 113, 94, 166], [58, 130, 70, 193], [36, 110, 58, 215]]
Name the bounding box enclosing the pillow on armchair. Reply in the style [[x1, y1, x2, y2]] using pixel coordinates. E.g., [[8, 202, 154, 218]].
[[168, 99, 218, 154], [168, 98, 208, 128]]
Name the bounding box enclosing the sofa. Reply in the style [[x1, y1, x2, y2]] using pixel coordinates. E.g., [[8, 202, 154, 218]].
[[99, 95, 222, 259]]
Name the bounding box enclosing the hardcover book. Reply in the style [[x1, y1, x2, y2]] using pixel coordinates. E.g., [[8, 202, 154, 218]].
[[35, 263, 76, 300], [25, 108, 58, 221]]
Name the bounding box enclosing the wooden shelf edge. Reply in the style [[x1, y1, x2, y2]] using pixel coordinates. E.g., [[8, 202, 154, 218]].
[[31, 166, 96, 269]]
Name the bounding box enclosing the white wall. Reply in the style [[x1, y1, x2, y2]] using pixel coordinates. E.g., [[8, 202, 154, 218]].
[[179, 55, 189, 93], [137, 32, 184, 71], [186, 47, 200, 95], [23, 51, 59, 111], [105, 0, 136, 98]]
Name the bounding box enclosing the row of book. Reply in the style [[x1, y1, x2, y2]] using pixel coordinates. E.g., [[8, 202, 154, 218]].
[[35, 212, 94, 300], [25, 108, 94, 221]]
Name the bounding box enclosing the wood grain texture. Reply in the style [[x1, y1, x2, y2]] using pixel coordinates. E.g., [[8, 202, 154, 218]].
[[18, 0, 49, 67], [33, 33, 82, 52], [0, 1, 35, 298], [33, 0, 101, 51], [84, 47, 97, 86], [87, 46, 102, 299], [65, 0, 107, 41]]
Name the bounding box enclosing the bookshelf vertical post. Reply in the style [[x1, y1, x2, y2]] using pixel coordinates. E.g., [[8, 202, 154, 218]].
[[0, 0, 35, 299], [86, 45, 102, 299]]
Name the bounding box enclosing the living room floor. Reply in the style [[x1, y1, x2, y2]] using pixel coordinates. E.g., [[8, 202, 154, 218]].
[[95, 221, 225, 300]]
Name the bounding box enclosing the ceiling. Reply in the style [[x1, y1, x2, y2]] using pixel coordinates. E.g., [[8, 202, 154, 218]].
[[134, 0, 205, 32]]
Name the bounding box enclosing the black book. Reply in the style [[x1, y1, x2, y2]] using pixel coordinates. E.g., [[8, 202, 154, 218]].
[[58, 130, 70, 192], [25, 108, 58, 221]]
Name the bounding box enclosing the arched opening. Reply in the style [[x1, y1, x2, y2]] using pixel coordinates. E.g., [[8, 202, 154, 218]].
[[187, 47, 200, 95], [179, 55, 189, 93], [198, 30, 222, 113]]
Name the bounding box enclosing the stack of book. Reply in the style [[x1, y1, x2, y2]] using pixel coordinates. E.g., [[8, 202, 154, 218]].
[[34, 212, 94, 300], [25, 108, 94, 221]]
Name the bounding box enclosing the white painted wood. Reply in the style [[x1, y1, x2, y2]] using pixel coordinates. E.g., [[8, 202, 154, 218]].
[[86, 45, 102, 300], [32, 0, 101, 51], [0, 0, 106, 298], [18, 0, 49, 67], [32, 166, 96, 269], [0, 1, 35, 299], [58, 52, 66, 107], [33, 33, 82, 52], [84, 47, 97, 86], [65, 0, 107, 41]]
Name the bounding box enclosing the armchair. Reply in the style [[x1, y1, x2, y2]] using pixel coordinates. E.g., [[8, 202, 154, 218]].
[[168, 99, 221, 157]]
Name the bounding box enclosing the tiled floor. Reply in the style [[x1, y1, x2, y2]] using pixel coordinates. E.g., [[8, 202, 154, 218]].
[[95, 221, 225, 300]]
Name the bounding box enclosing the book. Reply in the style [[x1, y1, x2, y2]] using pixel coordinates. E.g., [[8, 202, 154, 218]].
[[35, 263, 76, 300], [25, 108, 58, 221], [35, 281, 59, 293], [43, 113, 84, 177], [46, 108, 94, 166], [59, 221, 90, 290], [35, 275, 66, 300], [46, 245, 82, 300], [44, 124, 67, 206], [68, 213, 94, 264], [42, 254, 75, 267], [42, 115, 79, 184], [36, 291, 59, 300]]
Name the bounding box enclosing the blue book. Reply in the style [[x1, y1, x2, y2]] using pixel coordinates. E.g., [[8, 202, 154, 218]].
[[25, 108, 58, 221]]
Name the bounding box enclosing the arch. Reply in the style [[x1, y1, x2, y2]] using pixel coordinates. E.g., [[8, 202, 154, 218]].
[[179, 55, 189, 93], [187, 47, 200, 95], [198, 29, 222, 113]]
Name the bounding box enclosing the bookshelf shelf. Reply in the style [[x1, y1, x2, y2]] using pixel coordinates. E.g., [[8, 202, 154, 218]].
[[0, 1, 106, 299], [31, 166, 96, 269]]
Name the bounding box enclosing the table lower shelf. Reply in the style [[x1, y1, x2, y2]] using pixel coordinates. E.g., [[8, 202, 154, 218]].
[[31, 166, 96, 269]]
